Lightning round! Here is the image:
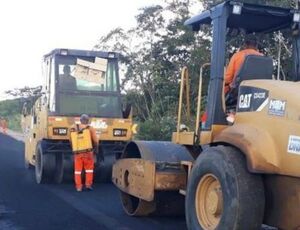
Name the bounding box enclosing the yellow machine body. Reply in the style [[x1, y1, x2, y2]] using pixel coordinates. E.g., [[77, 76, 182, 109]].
[[22, 106, 134, 166]]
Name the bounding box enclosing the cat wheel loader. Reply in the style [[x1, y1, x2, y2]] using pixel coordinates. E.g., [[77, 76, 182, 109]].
[[112, 1, 300, 229], [22, 49, 136, 183]]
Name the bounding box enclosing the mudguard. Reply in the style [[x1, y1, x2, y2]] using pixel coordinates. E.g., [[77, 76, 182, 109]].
[[214, 124, 280, 174]]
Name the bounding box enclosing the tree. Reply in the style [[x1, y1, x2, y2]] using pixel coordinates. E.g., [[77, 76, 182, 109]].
[[93, 1, 212, 140], [5, 86, 42, 98]]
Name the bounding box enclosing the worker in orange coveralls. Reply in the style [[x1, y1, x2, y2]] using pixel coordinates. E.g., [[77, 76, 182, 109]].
[[0, 117, 8, 134], [224, 34, 263, 94], [70, 114, 98, 192]]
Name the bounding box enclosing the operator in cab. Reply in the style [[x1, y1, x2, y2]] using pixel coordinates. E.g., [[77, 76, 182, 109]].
[[224, 34, 263, 94], [59, 65, 77, 90], [202, 34, 263, 126], [70, 114, 98, 192], [225, 34, 263, 124]]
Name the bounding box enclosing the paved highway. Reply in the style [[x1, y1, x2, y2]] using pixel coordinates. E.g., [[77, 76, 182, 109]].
[[0, 133, 187, 230]]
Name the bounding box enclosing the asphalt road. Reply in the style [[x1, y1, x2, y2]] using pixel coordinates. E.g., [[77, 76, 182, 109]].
[[0, 133, 187, 230]]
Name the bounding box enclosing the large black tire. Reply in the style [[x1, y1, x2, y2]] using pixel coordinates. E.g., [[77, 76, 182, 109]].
[[62, 154, 74, 182], [53, 153, 64, 184], [94, 154, 115, 183], [186, 146, 265, 230], [35, 141, 56, 184], [53, 153, 74, 184]]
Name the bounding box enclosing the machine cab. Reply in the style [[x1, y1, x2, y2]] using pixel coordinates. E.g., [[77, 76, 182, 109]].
[[43, 49, 123, 118]]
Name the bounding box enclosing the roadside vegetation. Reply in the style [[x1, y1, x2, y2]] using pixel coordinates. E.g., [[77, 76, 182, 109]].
[[0, 86, 41, 131], [0, 99, 22, 131]]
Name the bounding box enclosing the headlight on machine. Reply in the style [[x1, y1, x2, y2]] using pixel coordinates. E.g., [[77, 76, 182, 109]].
[[113, 129, 127, 137], [53, 127, 68, 136]]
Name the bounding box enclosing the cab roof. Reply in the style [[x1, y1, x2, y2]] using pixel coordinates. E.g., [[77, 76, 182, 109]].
[[185, 1, 295, 33], [43, 48, 120, 60]]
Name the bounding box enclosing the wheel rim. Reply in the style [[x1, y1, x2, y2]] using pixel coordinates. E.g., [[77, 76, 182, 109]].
[[195, 174, 223, 230]]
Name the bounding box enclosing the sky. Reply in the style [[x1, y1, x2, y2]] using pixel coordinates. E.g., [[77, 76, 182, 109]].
[[0, 0, 167, 100]]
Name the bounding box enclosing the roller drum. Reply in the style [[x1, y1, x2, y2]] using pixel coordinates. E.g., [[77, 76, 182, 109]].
[[117, 141, 193, 216]]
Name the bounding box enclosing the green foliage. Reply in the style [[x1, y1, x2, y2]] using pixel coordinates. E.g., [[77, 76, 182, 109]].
[[1, 86, 42, 132], [136, 116, 176, 141], [0, 99, 23, 131], [7, 114, 21, 131], [94, 1, 206, 140]]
